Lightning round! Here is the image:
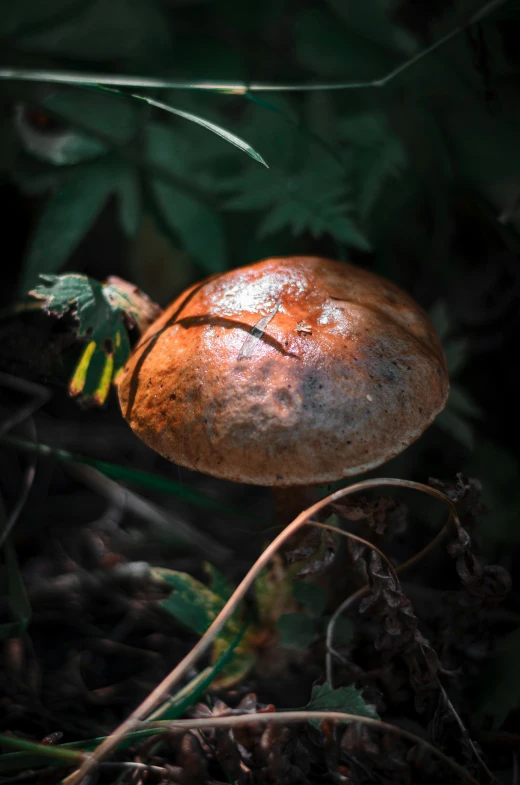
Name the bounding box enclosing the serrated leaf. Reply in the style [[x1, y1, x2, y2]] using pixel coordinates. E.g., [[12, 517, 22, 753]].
[[29, 273, 158, 405], [276, 613, 318, 650], [146, 123, 227, 273], [225, 166, 370, 251], [292, 581, 328, 616], [20, 157, 125, 292], [306, 681, 379, 728], [338, 112, 407, 218]]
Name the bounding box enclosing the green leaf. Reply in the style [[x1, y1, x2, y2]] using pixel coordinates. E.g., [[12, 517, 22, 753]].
[[28, 273, 157, 404], [305, 681, 379, 728], [429, 300, 452, 342], [292, 581, 328, 616], [14, 107, 106, 167], [152, 565, 255, 688], [276, 613, 318, 650], [12, 0, 173, 64], [476, 628, 520, 728], [146, 123, 227, 273], [294, 8, 395, 79], [0, 626, 247, 773], [20, 158, 122, 292], [0, 538, 31, 641], [325, 0, 418, 54], [448, 383, 483, 419], [15, 86, 147, 168], [436, 408, 475, 450], [114, 167, 142, 237], [1, 435, 250, 518], [444, 337, 470, 376], [254, 554, 294, 627], [0, 0, 82, 38], [41, 86, 146, 146], [338, 112, 407, 218], [225, 165, 370, 251], [152, 568, 228, 635], [205, 563, 235, 603]]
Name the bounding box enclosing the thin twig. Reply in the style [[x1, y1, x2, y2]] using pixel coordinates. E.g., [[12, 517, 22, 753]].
[[0, 419, 37, 549], [0, 0, 509, 93], [144, 711, 480, 785], [0, 373, 51, 547], [62, 478, 457, 785], [0, 372, 51, 439], [435, 673, 500, 784]]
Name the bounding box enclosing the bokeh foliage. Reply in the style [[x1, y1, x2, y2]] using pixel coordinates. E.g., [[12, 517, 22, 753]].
[[1, 0, 520, 742]]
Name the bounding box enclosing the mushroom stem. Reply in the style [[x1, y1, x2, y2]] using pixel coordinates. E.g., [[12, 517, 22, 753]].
[[272, 485, 319, 527]]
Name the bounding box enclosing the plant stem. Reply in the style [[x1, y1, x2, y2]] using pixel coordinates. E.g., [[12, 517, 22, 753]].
[[62, 478, 458, 785], [0, 0, 509, 93], [145, 711, 480, 785]]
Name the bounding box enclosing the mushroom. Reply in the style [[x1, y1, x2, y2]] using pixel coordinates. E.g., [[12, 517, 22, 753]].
[[118, 256, 449, 520]]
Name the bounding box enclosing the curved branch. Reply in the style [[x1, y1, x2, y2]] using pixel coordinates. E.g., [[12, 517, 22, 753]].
[[147, 711, 480, 785], [63, 477, 458, 785]]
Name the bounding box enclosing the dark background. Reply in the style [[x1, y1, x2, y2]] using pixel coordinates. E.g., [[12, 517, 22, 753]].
[[0, 1, 520, 782]]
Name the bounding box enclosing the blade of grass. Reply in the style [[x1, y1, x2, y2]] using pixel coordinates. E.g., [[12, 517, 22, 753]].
[[0, 624, 246, 773], [0, 537, 32, 640], [0, 0, 508, 93], [1, 434, 247, 517], [64, 479, 459, 785], [118, 90, 268, 168]]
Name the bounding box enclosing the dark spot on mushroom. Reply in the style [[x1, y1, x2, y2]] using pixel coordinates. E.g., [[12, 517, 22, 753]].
[[170, 393, 176, 400], [274, 389, 292, 407], [347, 440, 352, 445]]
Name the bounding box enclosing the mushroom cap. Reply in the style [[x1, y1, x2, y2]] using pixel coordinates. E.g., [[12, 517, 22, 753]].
[[118, 257, 449, 486]]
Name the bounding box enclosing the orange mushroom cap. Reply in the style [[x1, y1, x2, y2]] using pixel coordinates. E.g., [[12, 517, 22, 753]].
[[118, 257, 449, 486]]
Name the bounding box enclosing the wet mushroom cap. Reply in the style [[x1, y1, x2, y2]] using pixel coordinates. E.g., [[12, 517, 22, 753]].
[[118, 257, 449, 486]]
